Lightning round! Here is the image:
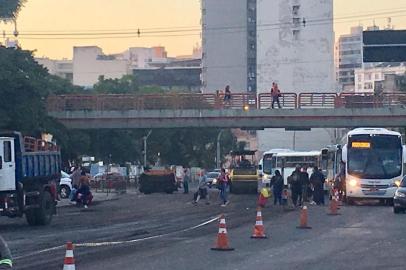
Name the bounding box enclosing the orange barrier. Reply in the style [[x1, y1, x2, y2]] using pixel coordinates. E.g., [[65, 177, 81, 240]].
[[297, 206, 312, 229], [211, 214, 234, 251], [251, 207, 267, 239], [63, 242, 75, 270]]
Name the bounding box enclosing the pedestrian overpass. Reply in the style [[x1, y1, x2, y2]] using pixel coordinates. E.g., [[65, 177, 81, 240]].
[[47, 92, 406, 129]]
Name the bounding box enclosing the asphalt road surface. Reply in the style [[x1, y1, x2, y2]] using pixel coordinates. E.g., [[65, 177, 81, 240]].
[[2, 189, 406, 270]]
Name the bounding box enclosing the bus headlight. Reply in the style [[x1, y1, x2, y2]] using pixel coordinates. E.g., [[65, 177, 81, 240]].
[[394, 180, 401, 187], [349, 178, 358, 187]]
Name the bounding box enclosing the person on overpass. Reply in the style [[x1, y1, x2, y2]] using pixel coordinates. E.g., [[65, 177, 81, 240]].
[[223, 85, 232, 107], [0, 236, 12, 269], [271, 82, 282, 109]]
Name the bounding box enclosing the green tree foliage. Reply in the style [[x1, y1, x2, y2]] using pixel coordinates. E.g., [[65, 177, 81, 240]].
[[0, 47, 236, 168], [0, 0, 26, 20]]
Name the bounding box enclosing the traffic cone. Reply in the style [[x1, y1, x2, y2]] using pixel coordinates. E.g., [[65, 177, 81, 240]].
[[296, 206, 312, 229], [251, 207, 267, 239], [63, 242, 75, 270], [211, 214, 234, 251], [328, 189, 341, 216]]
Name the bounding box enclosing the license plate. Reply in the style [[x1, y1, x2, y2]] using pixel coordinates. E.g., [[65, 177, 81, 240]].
[[369, 188, 379, 192]]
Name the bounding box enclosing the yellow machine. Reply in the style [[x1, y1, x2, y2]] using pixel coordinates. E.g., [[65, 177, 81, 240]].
[[229, 150, 259, 194]]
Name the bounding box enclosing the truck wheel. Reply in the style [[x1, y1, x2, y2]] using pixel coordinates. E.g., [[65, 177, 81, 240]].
[[35, 192, 54, 226], [25, 209, 38, 226], [60, 185, 71, 199]]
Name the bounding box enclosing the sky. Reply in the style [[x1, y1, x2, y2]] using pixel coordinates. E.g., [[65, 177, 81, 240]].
[[0, 0, 405, 59]]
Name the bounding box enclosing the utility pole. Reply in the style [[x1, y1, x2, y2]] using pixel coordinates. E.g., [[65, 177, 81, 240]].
[[216, 130, 224, 169], [143, 130, 152, 167]]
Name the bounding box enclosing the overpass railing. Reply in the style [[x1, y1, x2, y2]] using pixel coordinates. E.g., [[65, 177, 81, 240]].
[[47, 92, 406, 112]]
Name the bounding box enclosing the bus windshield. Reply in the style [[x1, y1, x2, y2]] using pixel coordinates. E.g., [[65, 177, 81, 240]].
[[348, 135, 402, 179], [263, 154, 272, 174]]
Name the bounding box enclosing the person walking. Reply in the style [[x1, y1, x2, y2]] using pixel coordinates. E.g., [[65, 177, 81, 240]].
[[223, 85, 232, 107], [300, 167, 310, 202], [218, 168, 229, 207], [310, 166, 326, 205], [182, 168, 190, 194], [76, 171, 93, 209], [194, 170, 210, 205], [0, 236, 12, 269], [270, 170, 284, 205], [289, 165, 303, 207], [271, 82, 282, 109]]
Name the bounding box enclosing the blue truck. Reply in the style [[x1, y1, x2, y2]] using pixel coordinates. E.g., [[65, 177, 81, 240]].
[[0, 131, 61, 226]]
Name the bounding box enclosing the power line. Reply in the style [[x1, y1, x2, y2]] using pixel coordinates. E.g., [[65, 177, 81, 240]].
[[9, 9, 406, 39]]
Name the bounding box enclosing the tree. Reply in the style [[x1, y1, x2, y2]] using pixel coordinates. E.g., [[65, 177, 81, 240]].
[[0, 0, 26, 20]]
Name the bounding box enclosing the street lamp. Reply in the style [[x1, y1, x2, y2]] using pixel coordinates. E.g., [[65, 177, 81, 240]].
[[216, 130, 225, 169], [143, 130, 152, 167]]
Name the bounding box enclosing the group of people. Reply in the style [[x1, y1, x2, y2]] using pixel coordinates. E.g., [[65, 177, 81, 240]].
[[192, 168, 230, 207], [216, 83, 283, 109], [269, 165, 326, 207], [69, 167, 93, 209]]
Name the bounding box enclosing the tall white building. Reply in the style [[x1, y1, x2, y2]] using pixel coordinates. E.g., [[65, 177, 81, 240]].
[[256, 0, 336, 152], [257, 0, 335, 93], [201, 0, 257, 93], [335, 26, 363, 92]]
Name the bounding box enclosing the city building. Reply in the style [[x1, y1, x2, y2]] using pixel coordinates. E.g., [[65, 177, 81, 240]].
[[73, 46, 130, 88], [120, 46, 169, 70], [35, 57, 73, 82], [335, 26, 363, 92], [256, 0, 336, 152], [354, 62, 406, 93], [201, 0, 257, 93]]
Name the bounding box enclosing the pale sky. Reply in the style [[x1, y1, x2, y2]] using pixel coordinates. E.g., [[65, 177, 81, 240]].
[[0, 0, 405, 59]]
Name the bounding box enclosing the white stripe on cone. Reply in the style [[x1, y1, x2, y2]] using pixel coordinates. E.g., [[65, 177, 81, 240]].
[[65, 250, 74, 258], [255, 221, 263, 226], [218, 228, 227, 234], [257, 212, 262, 217], [63, 265, 75, 270], [220, 219, 226, 225]]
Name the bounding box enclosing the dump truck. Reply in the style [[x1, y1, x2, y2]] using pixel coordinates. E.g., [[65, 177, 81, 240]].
[[139, 167, 178, 194], [0, 131, 61, 226], [229, 150, 259, 194]]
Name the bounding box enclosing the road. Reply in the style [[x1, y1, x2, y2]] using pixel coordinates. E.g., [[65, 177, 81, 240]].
[[2, 189, 406, 270]]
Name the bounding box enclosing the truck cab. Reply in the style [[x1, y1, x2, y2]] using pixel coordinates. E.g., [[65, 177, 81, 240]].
[[0, 132, 61, 226], [0, 137, 16, 191]]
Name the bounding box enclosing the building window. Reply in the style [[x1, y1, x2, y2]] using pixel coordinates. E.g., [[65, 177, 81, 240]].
[[293, 18, 301, 27], [365, 73, 372, 80], [358, 84, 362, 90], [292, 5, 300, 16], [293, 30, 300, 40], [358, 75, 362, 82], [375, 73, 380, 80], [364, 82, 373, 89]]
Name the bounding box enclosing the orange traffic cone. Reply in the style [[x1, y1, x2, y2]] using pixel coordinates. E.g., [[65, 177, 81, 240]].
[[251, 207, 267, 239], [211, 214, 234, 251], [296, 206, 312, 229], [328, 189, 341, 216], [63, 242, 75, 270]]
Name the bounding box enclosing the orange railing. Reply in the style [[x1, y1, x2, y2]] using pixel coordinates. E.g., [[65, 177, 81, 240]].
[[47, 92, 406, 112]]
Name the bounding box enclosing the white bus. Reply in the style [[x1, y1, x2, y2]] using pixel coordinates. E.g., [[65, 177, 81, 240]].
[[271, 151, 322, 185], [258, 149, 292, 187], [342, 128, 406, 204]]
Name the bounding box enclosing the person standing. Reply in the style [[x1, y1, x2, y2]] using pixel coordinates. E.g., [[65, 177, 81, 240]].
[[289, 165, 303, 207], [218, 168, 229, 207], [224, 85, 232, 106], [270, 170, 284, 205], [182, 168, 190, 194], [69, 166, 81, 203], [310, 166, 326, 205], [271, 82, 282, 109], [76, 171, 92, 209], [194, 170, 210, 205], [300, 167, 310, 202]]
